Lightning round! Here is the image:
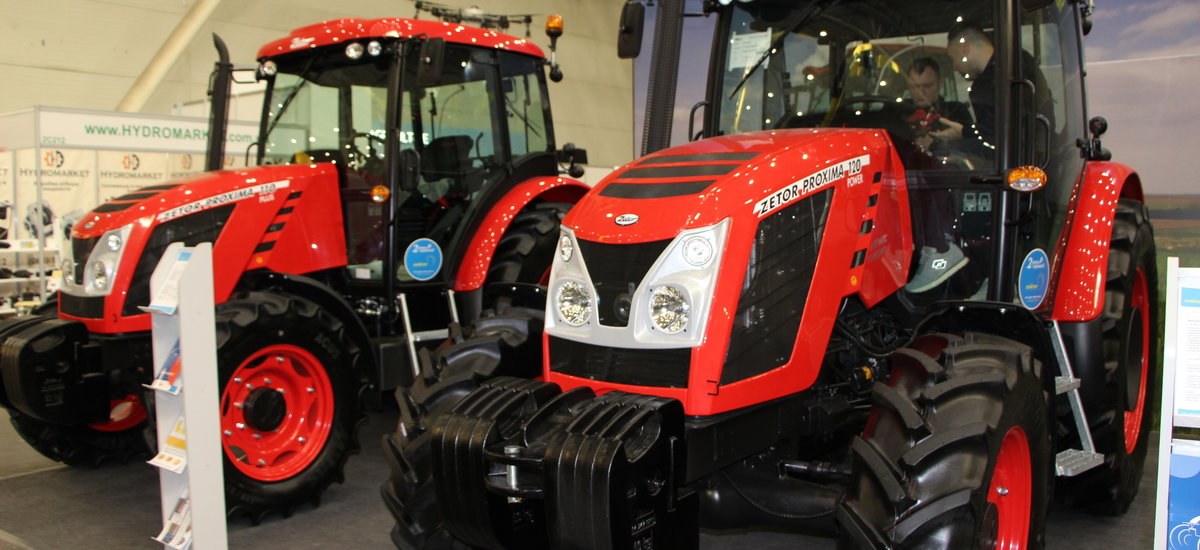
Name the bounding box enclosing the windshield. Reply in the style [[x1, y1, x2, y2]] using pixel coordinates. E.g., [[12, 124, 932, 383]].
[[261, 51, 392, 176], [716, 0, 995, 170]]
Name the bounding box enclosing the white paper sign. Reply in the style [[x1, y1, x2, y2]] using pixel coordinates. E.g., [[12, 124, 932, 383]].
[[1175, 286, 1200, 420], [728, 31, 772, 71]]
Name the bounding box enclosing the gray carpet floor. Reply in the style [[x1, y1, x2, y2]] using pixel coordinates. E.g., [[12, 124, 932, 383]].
[[0, 410, 1157, 549]]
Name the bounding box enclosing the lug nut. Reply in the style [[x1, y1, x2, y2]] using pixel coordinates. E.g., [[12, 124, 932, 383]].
[[234, 377, 243, 383], [253, 433, 262, 440], [276, 356, 284, 363], [223, 430, 232, 436], [299, 437, 307, 443], [264, 378, 272, 385], [236, 422, 245, 430], [258, 459, 266, 466], [235, 402, 244, 409], [307, 387, 315, 394], [996, 487, 1009, 496]]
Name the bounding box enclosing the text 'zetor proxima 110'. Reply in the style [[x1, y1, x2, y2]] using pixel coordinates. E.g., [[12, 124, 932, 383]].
[[0, 14, 589, 519], [384, 0, 1158, 549]]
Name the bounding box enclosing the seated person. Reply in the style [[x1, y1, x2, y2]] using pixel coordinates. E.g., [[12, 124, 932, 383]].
[[903, 57, 972, 293], [904, 57, 973, 155]]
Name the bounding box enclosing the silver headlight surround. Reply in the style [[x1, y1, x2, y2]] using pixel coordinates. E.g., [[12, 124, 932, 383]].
[[77, 224, 133, 296]]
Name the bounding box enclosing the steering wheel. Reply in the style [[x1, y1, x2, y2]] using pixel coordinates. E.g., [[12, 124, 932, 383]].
[[349, 132, 387, 171]]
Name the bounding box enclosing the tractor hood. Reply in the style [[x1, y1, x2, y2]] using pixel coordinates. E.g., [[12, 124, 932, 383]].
[[567, 129, 894, 244], [72, 163, 337, 238]]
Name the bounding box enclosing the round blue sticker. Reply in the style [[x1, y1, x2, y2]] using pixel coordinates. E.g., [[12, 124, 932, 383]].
[[403, 238, 443, 281], [1018, 248, 1050, 309]]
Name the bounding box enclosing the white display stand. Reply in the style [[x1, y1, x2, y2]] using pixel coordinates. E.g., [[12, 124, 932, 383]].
[[1154, 257, 1200, 550], [144, 242, 227, 550]]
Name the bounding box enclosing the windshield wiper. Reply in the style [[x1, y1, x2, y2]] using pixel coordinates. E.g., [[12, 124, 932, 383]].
[[263, 58, 316, 139], [726, 0, 838, 99]]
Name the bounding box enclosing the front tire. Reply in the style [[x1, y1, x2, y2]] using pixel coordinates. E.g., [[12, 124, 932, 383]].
[[838, 332, 1051, 549], [381, 306, 543, 549], [215, 291, 365, 522], [8, 393, 149, 467]]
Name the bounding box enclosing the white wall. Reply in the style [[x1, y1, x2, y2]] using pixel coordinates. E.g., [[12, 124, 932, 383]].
[[0, 0, 634, 168]]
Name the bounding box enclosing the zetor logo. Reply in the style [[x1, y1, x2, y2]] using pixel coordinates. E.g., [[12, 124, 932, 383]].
[[122, 154, 140, 171], [290, 36, 316, 50], [43, 150, 64, 168], [615, 214, 639, 226]]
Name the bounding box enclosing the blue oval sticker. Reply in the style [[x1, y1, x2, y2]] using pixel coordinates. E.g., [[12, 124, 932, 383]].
[[404, 238, 443, 281], [1018, 248, 1050, 309]]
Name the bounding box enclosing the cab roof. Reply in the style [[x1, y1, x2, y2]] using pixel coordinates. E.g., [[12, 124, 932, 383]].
[[257, 17, 545, 60]]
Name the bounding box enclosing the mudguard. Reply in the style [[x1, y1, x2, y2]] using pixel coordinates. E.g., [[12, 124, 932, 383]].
[[1051, 161, 1144, 321], [453, 176, 588, 292]]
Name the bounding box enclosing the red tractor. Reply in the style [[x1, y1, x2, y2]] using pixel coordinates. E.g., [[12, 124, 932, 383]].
[[383, 0, 1156, 548], [0, 16, 589, 519]]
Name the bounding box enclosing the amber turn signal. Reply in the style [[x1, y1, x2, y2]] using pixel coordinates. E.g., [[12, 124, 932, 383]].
[[371, 185, 390, 203], [546, 15, 563, 38], [1007, 165, 1047, 193]]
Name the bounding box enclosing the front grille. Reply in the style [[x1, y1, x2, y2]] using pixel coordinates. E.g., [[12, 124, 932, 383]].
[[122, 205, 234, 316], [721, 188, 832, 385], [70, 236, 98, 284], [549, 336, 691, 388], [577, 239, 670, 327]]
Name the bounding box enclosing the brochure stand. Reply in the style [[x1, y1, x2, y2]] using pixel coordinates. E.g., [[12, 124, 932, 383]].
[[143, 242, 227, 550], [1155, 257, 1200, 550]]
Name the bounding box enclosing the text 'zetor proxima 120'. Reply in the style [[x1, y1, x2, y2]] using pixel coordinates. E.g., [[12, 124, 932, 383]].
[[384, 1, 1158, 549], [0, 14, 589, 519]]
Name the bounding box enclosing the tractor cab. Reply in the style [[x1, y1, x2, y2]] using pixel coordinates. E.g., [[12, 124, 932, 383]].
[[252, 18, 574, 326], [695, 0, 1090, 306]]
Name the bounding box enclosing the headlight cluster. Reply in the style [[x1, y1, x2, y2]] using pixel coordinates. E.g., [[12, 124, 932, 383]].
[[73, 224, 132, 295], [549, 220, 727, 343]]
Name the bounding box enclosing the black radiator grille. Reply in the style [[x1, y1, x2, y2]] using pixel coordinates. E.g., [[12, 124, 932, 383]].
[[70, 236, 99, 284], [721, 188, 832, 385], [549, 336, 691, 388], [122, 205, 234, 316], [576, 238, 670, 327]]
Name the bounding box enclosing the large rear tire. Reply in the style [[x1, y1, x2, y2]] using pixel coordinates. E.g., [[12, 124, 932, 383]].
[[1060, 199, 1158, 515], [381, 306, 543, 549], [838, 332, 1051, 549], [485, 202, 570, 289], [215, 291, 366, 522]]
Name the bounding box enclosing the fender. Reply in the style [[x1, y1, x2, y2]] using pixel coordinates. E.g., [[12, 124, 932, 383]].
[[452, 176, 588, 292], [1050, 161, 1144, 321]]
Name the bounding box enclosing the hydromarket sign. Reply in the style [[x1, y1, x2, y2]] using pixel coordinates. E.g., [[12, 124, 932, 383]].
[[37, 110, 257, 153]]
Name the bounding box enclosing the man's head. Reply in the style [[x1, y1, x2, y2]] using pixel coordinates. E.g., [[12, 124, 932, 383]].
[[947, 24, 993, 79], [907, 57, 942, 108]]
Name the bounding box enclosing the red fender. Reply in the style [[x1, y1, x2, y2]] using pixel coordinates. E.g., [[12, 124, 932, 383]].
[[452, 176, 589, 291], [1050, 161, 1144, 321]]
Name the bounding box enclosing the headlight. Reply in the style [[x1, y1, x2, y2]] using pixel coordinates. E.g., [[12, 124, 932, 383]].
[[92, 261, 109, 290], [650, 286, 689, 334], [367, 41, 383, 57], [345, 42, 364, 60], [682, 236, 713, 266], [105, 233, 123, 251], [558, 234, 574, 262], [556, 281, 591, 326]]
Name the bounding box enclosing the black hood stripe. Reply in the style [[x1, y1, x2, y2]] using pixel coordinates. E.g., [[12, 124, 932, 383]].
[[620, 164, 740, 179], [599, 180, 715, 199], [637, 152, 760, 165], [141, 183, 181, 191]]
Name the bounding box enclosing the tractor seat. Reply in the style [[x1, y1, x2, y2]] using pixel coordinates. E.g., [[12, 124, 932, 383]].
[[420, 135, 474, 181]]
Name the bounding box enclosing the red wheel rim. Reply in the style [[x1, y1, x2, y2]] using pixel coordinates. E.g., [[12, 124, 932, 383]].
[[88, 394, 148, 432], [220, 344, 334, 481], [988, 425, 1032, 550], [1123, 268, 1150, 455]]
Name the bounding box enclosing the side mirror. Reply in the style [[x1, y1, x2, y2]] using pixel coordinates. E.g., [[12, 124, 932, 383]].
[[400, 149, 421, 192], [617, 1, 645, 59], [416, 38, 445, 88], [556, 143, 588, 178]]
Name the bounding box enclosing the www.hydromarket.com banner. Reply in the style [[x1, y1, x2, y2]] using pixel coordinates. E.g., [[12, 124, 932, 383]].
[[38, 109, 257, 153]]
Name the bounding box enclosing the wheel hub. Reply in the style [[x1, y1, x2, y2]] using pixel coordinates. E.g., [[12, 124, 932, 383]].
[[243, 387, 287, 432]]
